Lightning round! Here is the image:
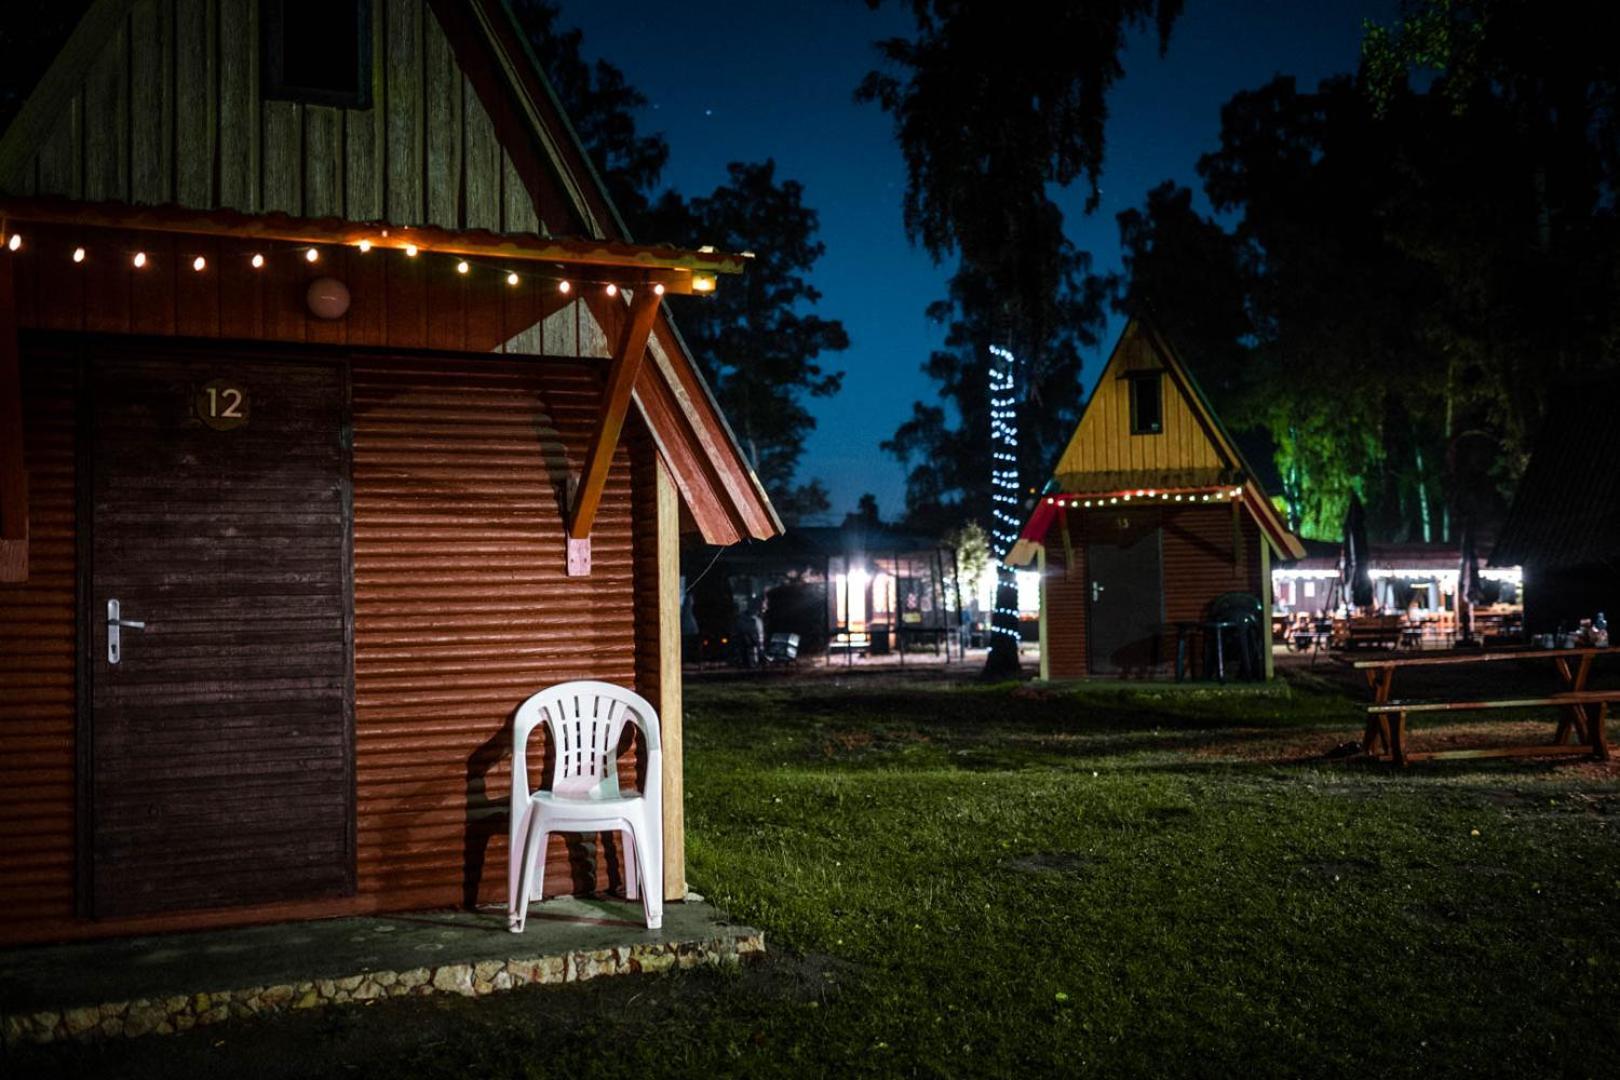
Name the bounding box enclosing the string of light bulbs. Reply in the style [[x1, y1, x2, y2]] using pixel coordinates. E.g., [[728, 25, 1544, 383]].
[[1044, 486, 1247, 509], [0, 229, 700, 299]]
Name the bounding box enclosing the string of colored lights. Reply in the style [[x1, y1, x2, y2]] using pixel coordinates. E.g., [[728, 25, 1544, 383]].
[[987, 344, 1022, 641], [0, 229, 705, 298], [1043, 486, 1246, 509]]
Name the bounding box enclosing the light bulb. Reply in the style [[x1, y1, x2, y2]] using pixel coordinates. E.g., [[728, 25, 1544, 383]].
[[404, 244, 418, 257], [558, 280, 572, 294], [133, 252, 147, 268], [72, 247, 85, 263], [6, 234, 21, 252], [506, 271, 519, 286], [358, 240, 372, 253], [251, 253, 265, 268], [192, 256, 206, 272], [305, 247, 319, 263], [653, 283, 666, 296], [456, 260, 469, 275], [605, 283, 618, 297]]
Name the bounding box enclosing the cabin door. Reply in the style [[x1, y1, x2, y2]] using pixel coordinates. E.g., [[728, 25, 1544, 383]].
[[85, 351, 353, 918], [1087, 509, 1163, 675]]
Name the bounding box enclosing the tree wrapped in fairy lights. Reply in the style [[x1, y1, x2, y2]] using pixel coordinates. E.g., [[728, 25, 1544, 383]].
[[985, 344, 1022, 677]]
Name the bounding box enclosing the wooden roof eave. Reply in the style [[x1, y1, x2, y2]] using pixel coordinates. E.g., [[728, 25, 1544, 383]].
[[0, 196, 741, 294]]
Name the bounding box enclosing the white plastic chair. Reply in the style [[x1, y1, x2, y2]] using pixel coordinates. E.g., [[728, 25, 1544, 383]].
[[508, 681, 663, 932]]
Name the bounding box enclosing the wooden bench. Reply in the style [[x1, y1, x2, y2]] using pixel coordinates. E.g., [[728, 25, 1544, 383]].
[[1352, 649, 1618, 765], [1336, 615, 1404, 651]]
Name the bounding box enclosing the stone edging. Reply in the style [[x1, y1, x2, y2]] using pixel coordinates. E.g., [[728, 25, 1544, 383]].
[[3, 931, 764, 1046]]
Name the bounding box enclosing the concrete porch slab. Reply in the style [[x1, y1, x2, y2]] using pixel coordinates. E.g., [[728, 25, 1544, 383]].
[[0, 898, 763, 1046]]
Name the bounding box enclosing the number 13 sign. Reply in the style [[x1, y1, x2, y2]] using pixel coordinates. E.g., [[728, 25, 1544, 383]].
[[196, 378, 250, 431]]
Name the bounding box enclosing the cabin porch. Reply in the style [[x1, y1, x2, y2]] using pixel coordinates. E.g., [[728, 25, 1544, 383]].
[[0, 896, 762, 1046]]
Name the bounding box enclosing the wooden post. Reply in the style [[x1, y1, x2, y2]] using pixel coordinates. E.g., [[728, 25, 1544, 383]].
[[0, 242, 27, 583], [567, 288, 661, 572], [655, 457, 686, 901], [1260, 535, 1275, 680]]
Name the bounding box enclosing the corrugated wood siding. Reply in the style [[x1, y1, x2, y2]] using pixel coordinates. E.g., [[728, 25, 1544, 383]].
[[1053, 324, 1226, 481], [10, 223, 584, 356], [350, 355, 647, 909], [5, 0, 554, 234], [0, 348, 659, 940], [1043, 511, 1089, 679], [0, 352, 76, 932], [1042, 506, 1263, 679], [1159, 505, 1263, 675]]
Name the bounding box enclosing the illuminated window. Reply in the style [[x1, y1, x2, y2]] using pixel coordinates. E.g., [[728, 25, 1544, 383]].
[[263, 0, 372, 108], [1129, 372, 1163, 435]]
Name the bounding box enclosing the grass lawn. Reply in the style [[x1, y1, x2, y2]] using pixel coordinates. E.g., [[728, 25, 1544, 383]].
[[15, 671, 1620, 1078]]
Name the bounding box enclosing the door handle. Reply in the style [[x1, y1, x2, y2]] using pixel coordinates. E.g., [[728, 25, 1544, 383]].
[[107, 599, 147, 665], [1091, 581, 1104, 603]]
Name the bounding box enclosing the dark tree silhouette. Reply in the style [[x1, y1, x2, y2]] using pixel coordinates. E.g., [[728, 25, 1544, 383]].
[[642, 163, 849, 524], [862, 0, 1182, 676]]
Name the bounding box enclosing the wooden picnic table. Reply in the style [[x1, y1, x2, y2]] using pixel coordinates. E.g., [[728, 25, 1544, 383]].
[[1350, 647, 1619, 765]]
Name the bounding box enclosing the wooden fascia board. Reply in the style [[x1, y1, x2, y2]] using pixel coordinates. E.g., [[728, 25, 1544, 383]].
[[469, 0, 631, 240], [432, 0, 605, 238], [647, 315, 782, 539], [0, 0, 137, 192], [569, 289, 662, 539], [631, 358, 743, 545], [1244, 480, 1307, 561]]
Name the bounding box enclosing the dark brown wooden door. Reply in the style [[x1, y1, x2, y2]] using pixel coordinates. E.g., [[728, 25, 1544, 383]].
[[1087, 509, 1163, 675], [87, 352, 353, 917]]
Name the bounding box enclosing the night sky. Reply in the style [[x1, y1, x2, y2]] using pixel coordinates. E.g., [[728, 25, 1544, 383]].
[[556, 0, 1397, 522]]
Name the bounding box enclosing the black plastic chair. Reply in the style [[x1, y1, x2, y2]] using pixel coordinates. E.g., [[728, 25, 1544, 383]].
[[1207, 592, 1264, 681]]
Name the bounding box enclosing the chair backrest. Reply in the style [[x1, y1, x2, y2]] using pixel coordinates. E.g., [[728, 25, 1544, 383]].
[[512, 681, 661, 803]]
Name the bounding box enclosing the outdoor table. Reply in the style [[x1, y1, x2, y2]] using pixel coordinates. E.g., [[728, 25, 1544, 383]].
[[1349, 647, 1619, 765]]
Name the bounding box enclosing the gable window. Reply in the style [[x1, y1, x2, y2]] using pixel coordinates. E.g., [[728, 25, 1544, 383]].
[[1128, 371, 1163, 435], [263, 0, 372, 108]]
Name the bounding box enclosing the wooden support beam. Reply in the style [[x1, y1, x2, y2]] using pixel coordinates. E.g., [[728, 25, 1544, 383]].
[[0, 242, 26, 582], [655, 457, 686, 901], [567, 288, 661, 553]]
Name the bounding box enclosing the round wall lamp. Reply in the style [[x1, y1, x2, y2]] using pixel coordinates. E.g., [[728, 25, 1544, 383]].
[[306, 276, 351, 320]]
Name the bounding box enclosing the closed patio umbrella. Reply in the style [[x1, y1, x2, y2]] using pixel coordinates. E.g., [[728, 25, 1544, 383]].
[[1340, 494, 1375, 611], [1457, 517, 1485, 644]]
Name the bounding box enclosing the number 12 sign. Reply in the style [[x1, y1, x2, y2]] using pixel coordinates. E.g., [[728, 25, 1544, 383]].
[[196, 378, 250, 431]]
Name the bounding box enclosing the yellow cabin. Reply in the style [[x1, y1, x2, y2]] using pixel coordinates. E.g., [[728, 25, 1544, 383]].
[[1009, 320, 1304, 679]]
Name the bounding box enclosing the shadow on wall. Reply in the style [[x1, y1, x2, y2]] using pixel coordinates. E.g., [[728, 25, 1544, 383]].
[[460, 706, 641, 910]]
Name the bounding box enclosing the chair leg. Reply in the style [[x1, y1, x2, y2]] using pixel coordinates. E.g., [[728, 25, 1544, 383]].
[[637, 824, 663, 931], [622, 828, 639, 901], [511, 814, 548, 934], [507, 805, 530, 928]]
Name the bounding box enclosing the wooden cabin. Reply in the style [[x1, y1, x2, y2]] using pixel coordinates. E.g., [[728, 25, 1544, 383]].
[[0, 0, 779, 946], [1007, 320, 1303, 679]]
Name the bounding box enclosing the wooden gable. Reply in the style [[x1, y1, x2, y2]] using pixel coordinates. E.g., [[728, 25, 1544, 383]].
[[0, 0, 549, 235], [1050, 319, 1236, 493], [1020, 318, 1304, 562]]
